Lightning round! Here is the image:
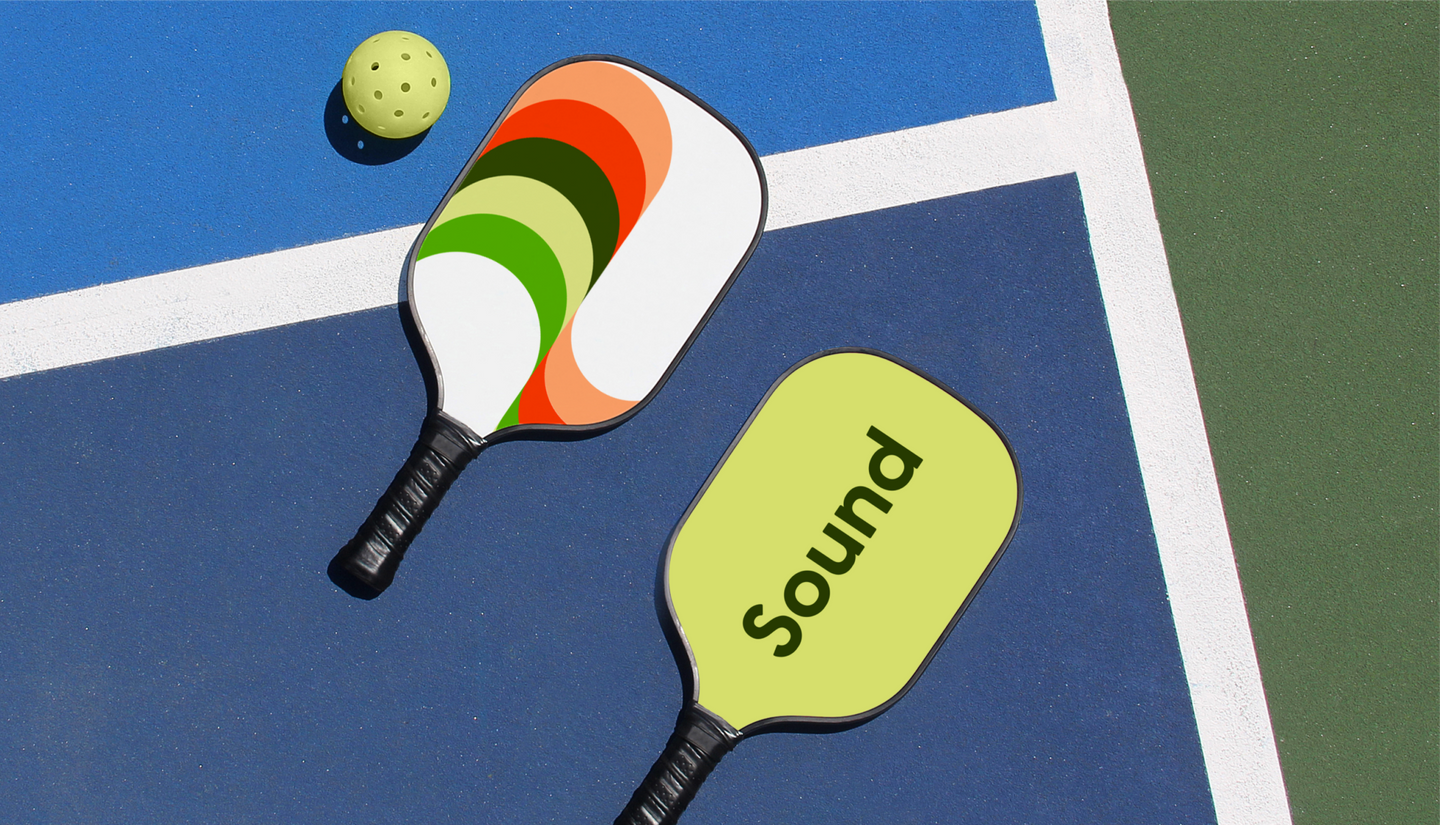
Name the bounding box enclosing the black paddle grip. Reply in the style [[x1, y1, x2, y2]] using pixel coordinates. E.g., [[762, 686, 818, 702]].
[[615, 705, 742, 825], [331, 414, 484, 597]]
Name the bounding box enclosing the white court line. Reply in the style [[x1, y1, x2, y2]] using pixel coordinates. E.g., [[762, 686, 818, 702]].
[[0, 101, 1074, 382], [1038, 1, 1292, 822], [0, 3, 1292, 822], [0, 227, 420, 382]]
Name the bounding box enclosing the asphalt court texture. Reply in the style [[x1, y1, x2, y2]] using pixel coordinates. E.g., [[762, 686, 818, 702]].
[[1, 178, 1215, 823], [0, 2, 1052, 304], [0, 2, 1284, 823]]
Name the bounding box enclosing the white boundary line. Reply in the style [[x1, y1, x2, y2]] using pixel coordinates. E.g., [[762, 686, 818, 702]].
[[0, 3, 1291, 822], [0, 102, 1079, 381], [1038, 2, 1291, 822], [0, 227, 419, 381]]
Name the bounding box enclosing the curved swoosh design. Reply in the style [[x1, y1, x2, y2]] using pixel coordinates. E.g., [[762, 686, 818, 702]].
[[410, 57, 765, 435]]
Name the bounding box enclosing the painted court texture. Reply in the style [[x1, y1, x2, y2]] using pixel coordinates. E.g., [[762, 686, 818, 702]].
[[1, 3, 1434, 824]]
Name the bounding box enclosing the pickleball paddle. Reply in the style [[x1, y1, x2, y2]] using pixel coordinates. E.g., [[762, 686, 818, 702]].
[[615, 350, 1022, 825], [331, 56, 767, 597]]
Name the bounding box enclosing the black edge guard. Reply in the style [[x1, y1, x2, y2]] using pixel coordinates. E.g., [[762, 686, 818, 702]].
[[614, 705, 742, 825], [331, 414, 485, 597]]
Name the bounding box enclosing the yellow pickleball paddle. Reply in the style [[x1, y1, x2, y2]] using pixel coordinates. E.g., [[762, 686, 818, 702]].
[[614, 349, 1022, 825]]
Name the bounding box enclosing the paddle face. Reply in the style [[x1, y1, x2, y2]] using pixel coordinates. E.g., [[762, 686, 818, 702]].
[[407, 56, 766, 439], [664, 351, 1021, 733]]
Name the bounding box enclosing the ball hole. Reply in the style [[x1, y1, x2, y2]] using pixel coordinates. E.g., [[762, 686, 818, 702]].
[[426, 50, 433, 58], [348, 76, 355, 86], [401, 82, 410, 92], [357, 104, 365, 113], [374, 90, 383, 100], [371, 62, 379, 71], [394, 110, 404, 117], [430, 77, 437, 87], [401, 53, 411, 60], [422, 112, 430, 119]]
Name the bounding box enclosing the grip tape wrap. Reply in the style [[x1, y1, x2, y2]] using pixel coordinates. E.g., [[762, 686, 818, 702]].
[[332, 413, 485, 596], [614, 705, 742, 825]]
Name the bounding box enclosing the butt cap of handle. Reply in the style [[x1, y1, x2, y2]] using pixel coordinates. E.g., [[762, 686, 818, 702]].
[[329, 413, 484, 598]]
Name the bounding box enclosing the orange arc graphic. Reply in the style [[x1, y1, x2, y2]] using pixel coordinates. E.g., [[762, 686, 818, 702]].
[[489, 99, 648, 249], [517, 351, 564, 425], [511, 61, 672, 211], [533, 321, 636, 426]]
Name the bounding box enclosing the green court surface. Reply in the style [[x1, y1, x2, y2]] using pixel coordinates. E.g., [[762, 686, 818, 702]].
[[1111, 4, 1439, 823]]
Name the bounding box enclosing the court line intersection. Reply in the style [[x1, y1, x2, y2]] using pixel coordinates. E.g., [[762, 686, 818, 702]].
[[0, 3, 1290, 821]]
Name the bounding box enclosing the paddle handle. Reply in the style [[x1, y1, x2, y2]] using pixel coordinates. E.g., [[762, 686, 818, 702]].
[[331, 413, 485, 597], [615, 705, 742, 825]]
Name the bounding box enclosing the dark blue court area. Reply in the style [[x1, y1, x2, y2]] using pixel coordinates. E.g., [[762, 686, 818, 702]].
[[0, 176, 1216, 824]]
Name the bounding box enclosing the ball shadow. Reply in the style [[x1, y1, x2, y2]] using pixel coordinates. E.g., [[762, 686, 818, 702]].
[[324, 80, 429, 165]]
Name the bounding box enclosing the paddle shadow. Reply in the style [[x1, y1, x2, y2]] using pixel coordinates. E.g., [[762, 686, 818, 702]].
[[654, 551, 697, 704]]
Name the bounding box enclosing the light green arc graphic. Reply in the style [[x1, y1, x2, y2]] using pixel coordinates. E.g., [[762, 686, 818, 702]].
[[667, 352, 1020, 731], [432, 175, 594, 324]]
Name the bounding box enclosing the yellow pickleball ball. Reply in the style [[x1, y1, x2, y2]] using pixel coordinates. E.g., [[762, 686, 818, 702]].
[[342, 31, 450, 139]]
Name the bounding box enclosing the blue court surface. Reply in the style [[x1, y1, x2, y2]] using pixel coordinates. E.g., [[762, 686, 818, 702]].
[[0, 4, 1232, 824], [2, 179, 1214, 823], [1, 1, 1051, 304]]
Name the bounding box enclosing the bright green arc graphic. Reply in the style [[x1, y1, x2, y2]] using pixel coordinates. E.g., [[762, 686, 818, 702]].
[[434, 175, 594, 323], [667, 352, 1020, 731], [416, 213, 567, 363]]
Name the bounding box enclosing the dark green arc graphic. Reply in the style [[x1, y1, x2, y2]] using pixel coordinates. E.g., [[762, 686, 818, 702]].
[[459, 137, 620, 289], [417, 213, 568, 366]]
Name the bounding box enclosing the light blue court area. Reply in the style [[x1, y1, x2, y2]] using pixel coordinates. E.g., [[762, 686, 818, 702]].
[[0, 2, 1053, 304]]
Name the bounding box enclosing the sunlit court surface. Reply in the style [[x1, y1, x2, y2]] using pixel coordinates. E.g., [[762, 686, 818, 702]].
[[0, 3, 1296, 824]]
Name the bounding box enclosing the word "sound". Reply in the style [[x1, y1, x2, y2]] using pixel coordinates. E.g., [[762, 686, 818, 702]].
[[742, 427, 923, 656]]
